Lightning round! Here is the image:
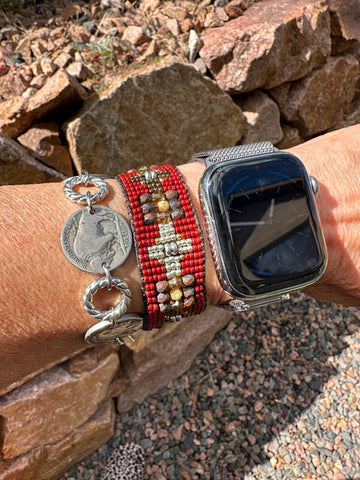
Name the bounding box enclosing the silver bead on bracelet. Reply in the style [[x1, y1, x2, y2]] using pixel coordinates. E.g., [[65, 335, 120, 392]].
[[61, 171, 143, 344]]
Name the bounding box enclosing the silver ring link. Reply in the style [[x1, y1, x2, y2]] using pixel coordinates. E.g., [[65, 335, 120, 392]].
[[63, 174, 108, 205], [83, 277, 131, 323]]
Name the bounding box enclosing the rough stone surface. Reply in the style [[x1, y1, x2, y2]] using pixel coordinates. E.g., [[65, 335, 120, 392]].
[[66, 61, 246, 175], [0, 133, 64, 185], [117, 306, 231, 413], [17, 122, 73, 176], [121, 25, 150, 46], [0, 67, 31, 100], [66, 61, 94, 82], [236, 90, 283, 145], [330, 99, 360, 132], [0, 400, 115, 480], [0, 69, 87, 138], [276, 123, 304, 149], [67, 345, 119, 373], [200, 0, 331, 93], [330, 0, 360, 53], [0, 353, 119, 459], [270, 54, 359, 137]]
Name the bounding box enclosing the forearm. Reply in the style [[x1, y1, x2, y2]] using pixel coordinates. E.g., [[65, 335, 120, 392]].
[[0, 162, 222, 392], [2, 124, 360, 392]]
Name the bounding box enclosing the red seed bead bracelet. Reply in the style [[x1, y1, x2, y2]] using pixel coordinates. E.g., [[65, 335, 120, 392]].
[[117, 164, 207, 330]]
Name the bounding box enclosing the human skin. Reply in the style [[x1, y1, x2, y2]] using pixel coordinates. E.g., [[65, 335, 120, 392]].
[[1, 124, 360, 393]]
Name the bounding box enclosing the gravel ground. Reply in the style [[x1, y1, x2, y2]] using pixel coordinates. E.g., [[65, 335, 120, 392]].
[[61, 293, 360, 479]]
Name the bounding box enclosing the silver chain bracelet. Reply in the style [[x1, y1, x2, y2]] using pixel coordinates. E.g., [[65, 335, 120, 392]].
[[61, 172, 143, 344]]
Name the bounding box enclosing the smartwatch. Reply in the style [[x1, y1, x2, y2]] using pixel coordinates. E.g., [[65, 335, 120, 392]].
[[192, 142, 327, 311]]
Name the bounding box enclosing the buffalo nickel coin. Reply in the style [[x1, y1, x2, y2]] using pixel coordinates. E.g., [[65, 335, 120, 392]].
[[61, 206, 132, 274]]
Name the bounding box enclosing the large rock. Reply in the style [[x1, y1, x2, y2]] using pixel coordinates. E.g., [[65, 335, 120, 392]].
[[65, 61, 246, 175], [0, 400, 115, 480], [200, 0, 331, 93], [117, 306, 231, 413], [270, 54, 359, 137], [277, 124, 304, 149], [329, 99, 360, 132], [236, 90, 283, 145], [0, 133, 64, 185], [0, 353, 119, 459], [329, 0, 360, 54], [17, 122, 73, 176], [0, 69, 86, 139]]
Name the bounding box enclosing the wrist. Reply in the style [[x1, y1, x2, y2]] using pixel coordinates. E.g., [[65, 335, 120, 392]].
[[178, 162, 233, 306]]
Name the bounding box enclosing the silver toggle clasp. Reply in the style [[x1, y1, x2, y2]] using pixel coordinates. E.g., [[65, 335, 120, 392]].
[[83, 277, 143, 345]]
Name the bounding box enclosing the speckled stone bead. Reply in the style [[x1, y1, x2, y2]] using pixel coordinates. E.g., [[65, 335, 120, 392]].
[[157, 212, 169, 223], [156, 280, 169, 293], [168, 198, 182, 210], [157, 292, 170, 303], [139, 193, 152, 204], [157, 200, 170, 212], [159, 302, 170, 312], [171, 209, 185, 220], [182, 274, 195, 287], [184, 296, 195, 307], [141, 203, 155, 214], [184, 287, 195, 298], [170, 288, 183, 301], [169, 277, 182, 287], [165, 190, 179, 200], [144, 212, 156, 224]]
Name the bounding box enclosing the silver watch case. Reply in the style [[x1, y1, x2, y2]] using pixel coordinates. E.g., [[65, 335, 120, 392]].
[[198, 150, 327, 311]]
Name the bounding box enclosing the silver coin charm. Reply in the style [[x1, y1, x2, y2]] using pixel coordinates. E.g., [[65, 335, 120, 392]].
[[61, 205, 132, 274], [85, 314, 143, 344]]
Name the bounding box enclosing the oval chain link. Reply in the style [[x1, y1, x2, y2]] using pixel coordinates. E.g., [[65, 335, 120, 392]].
[[63, 173, 108, 205], [83, 277, 132, 324]]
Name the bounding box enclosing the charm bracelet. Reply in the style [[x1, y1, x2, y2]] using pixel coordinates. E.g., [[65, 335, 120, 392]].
[[61, 172, 143, 344]]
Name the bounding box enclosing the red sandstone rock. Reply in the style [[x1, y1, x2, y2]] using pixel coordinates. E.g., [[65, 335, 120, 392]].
[[200, 0, 331, 93], [276, 124, 304, 149], [121, 25, 150, 46], [17, 122, 74, 176], [330, 0, 360, 53], [225, 0, 250, 19], [0, 133, 64, 185], [0, 401, 115, 480], [66, 61, 94, 82], [65, 61, 246, 175], [270, 54, 359, 137], [0, 353, 118, 459], [68, 24, 91, 43], [0, 69, 87, 138], [0, 68, 32, 100], [235, 90, 283, 145]]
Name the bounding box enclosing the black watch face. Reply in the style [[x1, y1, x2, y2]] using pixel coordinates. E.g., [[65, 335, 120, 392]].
[[206, 152, 326, 297]]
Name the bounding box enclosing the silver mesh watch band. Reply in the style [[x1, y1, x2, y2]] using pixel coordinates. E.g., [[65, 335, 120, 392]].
[[191, 142, 276, 167]]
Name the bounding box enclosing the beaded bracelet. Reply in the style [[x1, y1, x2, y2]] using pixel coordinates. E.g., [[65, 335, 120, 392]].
[[117, 164, 207, 330], [61, 172, 143, 344]]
